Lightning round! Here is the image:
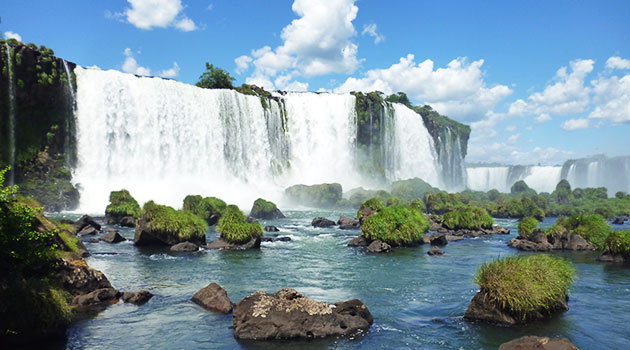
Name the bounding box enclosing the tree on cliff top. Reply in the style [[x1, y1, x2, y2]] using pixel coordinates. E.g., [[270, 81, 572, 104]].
[[196, 62, 235, 89]]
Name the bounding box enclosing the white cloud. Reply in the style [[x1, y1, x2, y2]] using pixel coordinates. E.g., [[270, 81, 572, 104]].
[[468, 142, 575, 165], [534, 113, 551, 123], [3, 31, 22, 41], [505, 125, 516, 132], [234, 55, 253, 74], [274, 74, 309, 91], [121, 48, 180, 78], [562, 118, 589, 131], [362, 23, 385, 44], [122, 0, 197, 31], [159, 62, 180, 78], [589, 73, 630, 123], [507, 134, 521, 143], [606, 56, 630, 70], [335, 54, 512, 121]]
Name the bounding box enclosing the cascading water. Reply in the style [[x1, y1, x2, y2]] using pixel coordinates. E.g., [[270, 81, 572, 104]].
[[563, 156, 630, 195], [4, 43, 16, 185], [466, 167, 511, 192]]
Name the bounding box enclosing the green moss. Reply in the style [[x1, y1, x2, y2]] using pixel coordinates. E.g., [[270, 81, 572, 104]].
[[442, 205, 494, 230], [517, 217, 539, 239], [474, 254, 575, 320], [216, 205, 263, 244], [357, 197, 385, 219], [409, 198, 426, 212], [250, 198, 280, 218], [105, 189, 141, 218], [142, 201, 208, 241], [385, 196, 404, 207], [604, 231, 630, 256], [183, 195, 227, 224], [361, 205, 429, 246]]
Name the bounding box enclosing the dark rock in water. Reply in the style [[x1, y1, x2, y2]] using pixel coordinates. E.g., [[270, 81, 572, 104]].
[[499, 336, 579, 350], [508, 238, 552, 251], [78, 225, 99, 236], [429, 233, 448, 246], [122, 290, 153, 305], [55, 259, 113, 297], [72, 287, 120, 308], [100, 230, 125, 243], [367, 240, 391, 253], [348, 235, 369, 247], [74, 215, 101, 232], [261, 237, 274, 242], [265, 225, 280, 232], [206, 237, 261, 250], [598, 253, 627, 263], [508, 229, 594, 252], [337, 216, 360, 230], [249, 198, 286, 219], [89, 238, 100, 243], [170, 241, 199, 252], [276, 236, 291, 242], [445, 234, 464, 242], [612, 217, 627, 225], [134, 218, 206, 247], [232, 288, 373, 340], [464, 290, 568, 326], [312, 217, 336, 228], [120, 216, 136, 227], [192, 283, 233, 314], [427, 246, 444, 256]]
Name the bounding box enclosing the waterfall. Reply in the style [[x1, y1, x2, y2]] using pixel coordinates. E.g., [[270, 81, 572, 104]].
[[563, 156, 630, 195], [62, 60, 76, 104], [466, 167, 511, 192], [4, 43, 16, 185], [466, 166, 562, 193]]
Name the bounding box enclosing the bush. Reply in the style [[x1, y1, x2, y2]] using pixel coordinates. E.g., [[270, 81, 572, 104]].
[[385, 196, 404, 207], [361, 205, 429, 246], [442, 206, 494, 230], [604, 231, 630, 256], [474, 255, 575, 319], [424, 191, 464, 214], [196, 62, 235, 89], [409, 198, 426, 212], [564, 214, 612, 249], [390, 177, 439, 202], [183, 195, 226, 224], [105, 189, 141, 218], [357, 197, 384, 219], [517, 217, 539, 239], [284, 183, 342, 208], [216, 205, 263, 244], [142, 201, 208, 242]]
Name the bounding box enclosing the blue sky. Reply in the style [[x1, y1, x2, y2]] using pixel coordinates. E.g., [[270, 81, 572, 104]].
[[1, 0, 629, 165]]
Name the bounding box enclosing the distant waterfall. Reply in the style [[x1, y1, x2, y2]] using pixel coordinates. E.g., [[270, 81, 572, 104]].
[[562, 156, 630, 195], [466, 166, 562, 193], [4, 43, 16, 185], [72, 68, 444, 212]]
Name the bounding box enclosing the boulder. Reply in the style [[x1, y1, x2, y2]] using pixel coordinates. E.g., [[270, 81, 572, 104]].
[[100, 230, 125, 243], [357, 206, 377, 224], [597, 253, 627, 263], [347, 235, 369, 247], [265, 225, 280, 232], [445, 235, 464, 242], [276, 236, 291, 242], [508, 230, 594, 252], [55, 259, 113, 297], [261, 237, 274, 242], [427, 246, 444, 256], [122, 290, 153, 305], [170, 241, 199, 252], [206, 237, 261, 250], [499, 336, 579, 350], [312, 217, 336, 228], [246, 216, 257, 223], [232, 288, 372, 340], [249, 198, 286, 219], [134, 217, 206, 247], [612, 217, 626, 225], [508, 238, 552, 252], [429, 233, 448, 246], [74, 215, 101, 232], [72, 287, 120, 308], [337, 216, 360, 230], [192, 283, 233, 314], [366, 240, 391, 253], [78, 225, 99, 236], [119, 216, 136, 227]]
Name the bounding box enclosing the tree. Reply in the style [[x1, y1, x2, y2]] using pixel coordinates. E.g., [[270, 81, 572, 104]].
[[196, 62, 235, 89]]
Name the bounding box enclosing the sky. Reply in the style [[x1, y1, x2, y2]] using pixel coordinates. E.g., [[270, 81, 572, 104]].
[[1, 0, 629, 166]]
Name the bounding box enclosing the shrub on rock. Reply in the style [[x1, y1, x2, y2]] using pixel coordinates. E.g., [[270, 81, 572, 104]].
[[548, 214, 611, 249], [465, 254, 575, 325], [216, 205, 263, 244], [599, 230, 630, 263], [357, 197, 384, 223], [249, 198, 285, 219], [442, 206, 493, 231], [517, 217, 539, 239], [105, 189, 141, 224], [361, 205, 429, 246], [134, 201, 208, 246], [183, 195, 226, 225]]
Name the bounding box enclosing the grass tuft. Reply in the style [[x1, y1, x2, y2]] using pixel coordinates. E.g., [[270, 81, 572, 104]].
[[442, 205, 494, 230], [216, 205, 263, 244], [361, 205, 429, 246], [517, 217, 539, 239], [105, 189, 141, 218], [604, 230, 630, 256], [142, 201, 208, 241]]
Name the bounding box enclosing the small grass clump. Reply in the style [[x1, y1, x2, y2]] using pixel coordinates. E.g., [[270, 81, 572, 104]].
[[517, 217, 539, 239], [474, 254, 575, 320], [183, 195, 227, 224], [546, 214, 612, 249], [442, 205, 494, 230], [105, 189, 141, 218], [603, 231, 630, 256], [216, 205, 263, 244], [142, 201, 208, 241], [361, 205, 429, 246]]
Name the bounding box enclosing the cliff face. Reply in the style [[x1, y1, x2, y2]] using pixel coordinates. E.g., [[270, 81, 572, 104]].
[[0, 40, 78, 210]]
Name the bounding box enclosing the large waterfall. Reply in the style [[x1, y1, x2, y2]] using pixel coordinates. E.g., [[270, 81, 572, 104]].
[[72, 68, 443, 212]]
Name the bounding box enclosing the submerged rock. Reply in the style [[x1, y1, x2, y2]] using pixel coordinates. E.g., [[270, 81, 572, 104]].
[[206, 237, 261, 250], [170, 241, 199, 252], [366, 240, 391, 253], [264, 225, 280, 232], [192, 283, 233, 314], [427, 246, 444, 256], [122, 290, 153, 305], [312, 217, 336, 228], [337, 216, 360, 230], [499, 336, 579, 350], [232, 288, 373, 340]]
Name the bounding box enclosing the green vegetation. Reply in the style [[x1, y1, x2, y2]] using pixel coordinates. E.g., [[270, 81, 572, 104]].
[[390, 177, 439, 203], [409, 198, 426, 212], [105, 189, 141, 218], [196, 62, 235, 89], [424, 191, 464, 214], [603, 231, 630, 256], [284, 183, 342, 207], [351, 91, 391, 179], [546, 213, 612, 249], [250, 198, 281, 219], [357, 197, 385, 219], [361, 205, 429, 246], [517, 217, 539, 239], [216, 205, 263, 244], [442, 205, 494, 230], [142, 201, 208, 241], [474, 255, 575, 320], [183, 195, 226, 225]]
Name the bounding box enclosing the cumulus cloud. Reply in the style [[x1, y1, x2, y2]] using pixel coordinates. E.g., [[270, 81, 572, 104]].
[[159, 62, 180, 78], [467, 141, 575, 165], [121, 48, 180, 78], [562, 118, 589, 131], [534, 113, 551, 123], [238, 0, 361, 90], [3, 31, 22, 41], [589, 73, 630, 123], [234, 55, 253, 74], [606, 56, 630, 70], [335, 54, 512, 121], [120, 0, 197, 31], [362, 23, 385, 44]]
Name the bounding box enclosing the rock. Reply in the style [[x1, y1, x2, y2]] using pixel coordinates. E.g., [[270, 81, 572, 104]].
[[191, 283, 233, 314], [357, 206, 377, 224], [312, 217, 336, 228], [134, 217, 206, 247], [122, 290, 153, 305], [508, 230, 594, 252], [612, 217, 626, 225], [72, 287, 119, 307], [170, 241, 199, 252], [337, 216, 360, 230], [597, 253, 627, 263], [265, 225, 280, 232], [55, 259, 113, 297], [367, 240, 391, 253], [276, 236, 291, 242], [232, 288, 373, 340], [100, 230, 125, 243], [261, 237, 274, 242], [464, 290, 568, 325], [445, 234, 464, 242], [429, 233, 448, 246], [499, 336, 579, 350], [89, 238, 100, 243], [508, 238, 552, 252], [427, 246, 444, 256], [206, 237, 261, 250], [78, 225, 99, 236], [249, 198, 286, 219], [347, 235, 369, 247], [119, 216, 136, 227], [563, 234, 595, 251], [74, 215, 102, 232]]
